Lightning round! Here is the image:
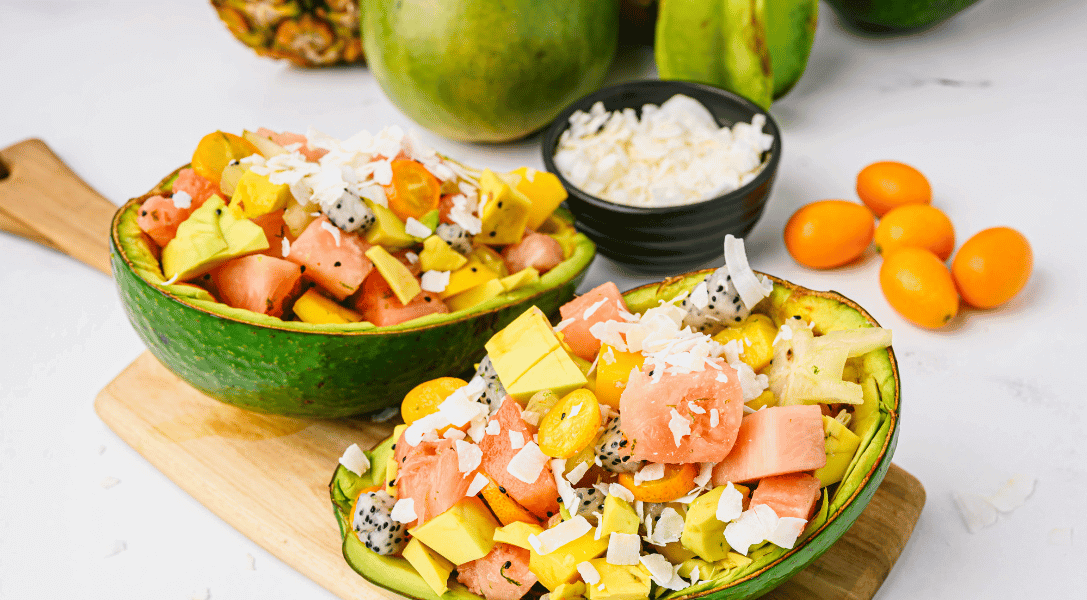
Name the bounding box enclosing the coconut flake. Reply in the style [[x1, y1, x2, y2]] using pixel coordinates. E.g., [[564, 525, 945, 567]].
[[443, 428, 466, 441], [953, 492, 998, 533], [648, 508, 684, 545], [633, 463, 665, 486], [717, 483, 744, 522], [566, 462, 590, 484], [467, 472, 489, 497], [710, 408, 720, 428], [767, 517, 806, 549], [321, 221, 342, 247], [421, 270, 450, 293], [455, 440, 483, 474], [568, 403, 583, 419], [531, 516, 592, 554], [723, 235, 772, 309], [688, 282, 710, 310], [507, 442, 550, 484], [554, 318, 575, 333], [987, 475, 1036, 513], [391, 498, 417, 523], [281, 237, 291, 258], [716, 372, 730, 384], [639, 554, 685, 590], [485, 419, 501, 436], [606, 532, 641, 566], [608, 483, 635, 503], [577, 561, 601, 585], [583, 299, 608, 320], [688, 401, 706, 415], [508, 430, 525, 450], [552, 459, 579, 511], [405, 217, 433, 239], [668, 408, 692, 447], [339, 444, 370, 476], [404, 251, 419, 265], [171, 190, 192, 210]]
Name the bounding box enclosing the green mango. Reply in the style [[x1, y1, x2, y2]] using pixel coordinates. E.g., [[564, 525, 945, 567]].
[[656, 0, 774, 109], [362, 0, 619, 143], [330, 270, 901, 599], [766, 0, 818, 99]]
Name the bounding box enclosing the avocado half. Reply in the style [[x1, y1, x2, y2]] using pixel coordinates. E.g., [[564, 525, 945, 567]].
[[329, 270, 900, 600], [110, 168, 596, 418]]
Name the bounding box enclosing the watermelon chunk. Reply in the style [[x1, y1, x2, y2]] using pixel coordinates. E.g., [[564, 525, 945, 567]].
[[457, 542, 538, 600], [254, 128, 327, 162], [354, 270, 449, 327], [286, 216, 373, 300], [137, 195, 190, 247], [749, 472, 821, 521], [394, 432, 472, 527], [252, 211, 289, 258], [620, 360, 745, 463], [212, 254, 303, 317], [477, 397, 560, 520], [502, 232, 564, 275], [712, 405, 827, 485], [172, 168, 222, 207], [558, 282, 629, 361]]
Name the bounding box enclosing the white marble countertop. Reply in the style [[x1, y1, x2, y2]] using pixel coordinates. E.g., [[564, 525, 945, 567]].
[[2, 0, 1085, 598]]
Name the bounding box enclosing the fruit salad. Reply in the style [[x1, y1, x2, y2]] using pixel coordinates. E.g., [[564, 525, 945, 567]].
[[330, 236, 897, 600], [134, 127, 580, 327]]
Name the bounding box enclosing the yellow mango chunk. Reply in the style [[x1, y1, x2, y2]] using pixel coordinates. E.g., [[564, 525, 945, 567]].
[[586, 559, 652, 600], [551, 581, 587, 600], [418, 235, 468, 272], [506, 348, 587, 402], [471, 245, 509, 277], [599, 495, 639, 537], [499, 267, 540, 292], [474, 169, 532, 246], [681, 485, 732, 561], [162, 196, 268, 281], [493, 522, 545, 550], [509, 167, 568, 231], [402, 538, 455, 597], [814, 415, 862, 486], [529, 529, 609, 591], [594, 344, 645, 410], [410, 497, 499, 565], [365, 245, 422, 305], [293, 289, 363, 324], [485, 307, 561, 385], [712, 314, 778, 372], [439, 257, 499, 299], [746, 389, 776, 411], [227, 169, 292, 219], [363, 201, 415, 251], [445, 278, 506, 312]]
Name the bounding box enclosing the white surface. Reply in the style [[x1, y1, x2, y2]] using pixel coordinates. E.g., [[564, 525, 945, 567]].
[[1, 0, 1085, 598]]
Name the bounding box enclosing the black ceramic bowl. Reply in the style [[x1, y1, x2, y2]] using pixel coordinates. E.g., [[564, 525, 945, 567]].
[[541, 80, 782, 274]]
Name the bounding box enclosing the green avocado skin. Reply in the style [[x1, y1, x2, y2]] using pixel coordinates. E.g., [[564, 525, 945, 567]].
[[362, 0, 619, 142], [110, 222, 590, 419], [825, 0, 981, 31], [331, 271, 901, 600]]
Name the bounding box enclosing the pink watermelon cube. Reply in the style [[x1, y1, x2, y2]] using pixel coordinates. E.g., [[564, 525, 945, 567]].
[[251, 211, 289, 259], [620, 360, 745, 463], [394, 433, 472, 527], [354, 270, 448, 327], [286, 216, 373, 300], [558, 281, 629, 361], [172, 168, 222, 207], [255, 128, 327, 162], [477, 397, 560, 520], [457, 542, 537, 600], [712, 405, 826, 485], [750, 472, 821, 521], [502, 232, 564, 275], [212, 254, 303, 318], [137, 194, 189, 247]]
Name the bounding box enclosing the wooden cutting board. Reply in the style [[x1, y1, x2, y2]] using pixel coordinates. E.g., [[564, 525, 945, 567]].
[[3, 139, 927, 600], [95, 353, 926, 600]]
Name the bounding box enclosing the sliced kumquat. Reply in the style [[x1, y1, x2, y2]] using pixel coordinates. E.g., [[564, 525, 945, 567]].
[[617, 463, 699, 503], [538, 389, 602, 459], [385, 158, 441, 221], [190, 131, 260, 186], [479, 475, 542, 526], [401, 377, 468, 425]]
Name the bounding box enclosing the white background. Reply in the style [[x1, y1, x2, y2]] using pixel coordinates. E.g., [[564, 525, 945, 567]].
[[1, 0, 1085, 598]]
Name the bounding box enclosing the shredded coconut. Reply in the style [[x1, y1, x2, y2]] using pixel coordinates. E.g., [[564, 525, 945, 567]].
[[606, 532, 641, 566], [507, 442, 550, 484], [171, 190, 192, 210], [467, 472, 489, 497], [405, 217, 433, 239], [338, 444, 370, 476], [421, 270, 450, 293], [391, 498, 417, 523]]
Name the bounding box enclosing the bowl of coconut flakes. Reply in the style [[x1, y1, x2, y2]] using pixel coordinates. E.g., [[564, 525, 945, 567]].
[[542, 80, 781, 274]]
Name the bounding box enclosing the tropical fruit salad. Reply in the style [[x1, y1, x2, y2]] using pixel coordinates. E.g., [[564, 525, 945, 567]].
[[133, 127, 580, 327], [330, 236, 896, 600]]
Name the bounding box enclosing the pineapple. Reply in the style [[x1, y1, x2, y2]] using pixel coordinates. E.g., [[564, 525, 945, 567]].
[[211, 0, 363, 67]]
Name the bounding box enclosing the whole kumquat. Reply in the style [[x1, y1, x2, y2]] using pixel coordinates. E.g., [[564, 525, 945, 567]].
[[879, 247, 960, 328], [951, 227, 1033, 309], [874, 204, 956, 260], [857, 161, 932, 216], [784, 200, 875, 269]]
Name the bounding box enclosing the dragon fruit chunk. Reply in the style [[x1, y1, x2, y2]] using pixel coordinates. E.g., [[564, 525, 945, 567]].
[[352, 490, 408, 555]]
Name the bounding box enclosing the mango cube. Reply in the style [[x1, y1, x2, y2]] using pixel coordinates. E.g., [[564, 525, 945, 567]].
[[505, 348, 587, 402], [493, 522, 545, 550], [409, 497, 499, 565], [445, 278, 506, 312], [509, 167, 568, 231], [485, 307, 561, 385], [585, 559, 652, 600], [365, 245, 422, 305], [814, 415, 862, 486], [228, 169, 292, 219], [402, 538, 455, 596], [475, 169, 532, 246], [419, 235, 468, 272], [529, 529, 609, 591], [551, 581, 587, 600], [439, 257, 499, 299], [594, 344, 645, 410], [712, 314, 778, 372], [293, 289, 364, 324], [499, 267, 540, 292], [681, 486, 732, 561]]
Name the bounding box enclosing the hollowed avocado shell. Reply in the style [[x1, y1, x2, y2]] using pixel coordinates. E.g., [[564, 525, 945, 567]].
[[110, 168, 595, 418], [329, 270, 900, 600]]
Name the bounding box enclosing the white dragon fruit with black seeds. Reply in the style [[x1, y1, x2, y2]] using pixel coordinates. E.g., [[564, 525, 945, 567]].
[[352, 490, 407, 555], [324, 189, 376, 233], [436, 223, 472, 254], [681, 267, 749, 332], [569, 487, 606, 523], [596, 417, 643, 474], [475, 355, 506, 414]]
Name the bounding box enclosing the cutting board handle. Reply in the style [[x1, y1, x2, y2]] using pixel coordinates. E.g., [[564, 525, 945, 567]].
[[0, 139, 117, 276]]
